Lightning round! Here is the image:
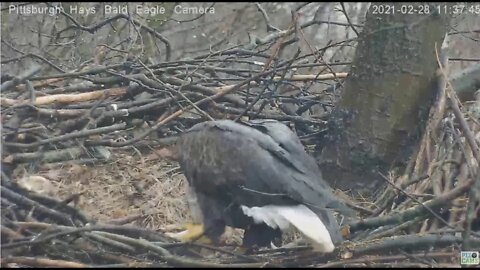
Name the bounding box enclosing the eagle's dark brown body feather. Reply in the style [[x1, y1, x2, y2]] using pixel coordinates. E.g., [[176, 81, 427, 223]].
[[176, 119, 354, 249]]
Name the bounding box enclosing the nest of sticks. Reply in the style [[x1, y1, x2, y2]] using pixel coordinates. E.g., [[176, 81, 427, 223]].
[[1, 50, 479, 267]]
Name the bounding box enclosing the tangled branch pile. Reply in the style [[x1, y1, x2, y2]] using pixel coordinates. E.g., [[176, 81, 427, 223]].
[[1, 45, 479, 267], [1, 47, 349, 167]]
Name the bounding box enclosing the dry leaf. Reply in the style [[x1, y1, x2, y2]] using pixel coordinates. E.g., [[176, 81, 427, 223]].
[[16, 175, 57, 196], [112, 209, 128, 219], [146, 147, 178, 161], [3, 155, 14, 163], [341, 251, 353, 259], [341, 225, 351, 238]]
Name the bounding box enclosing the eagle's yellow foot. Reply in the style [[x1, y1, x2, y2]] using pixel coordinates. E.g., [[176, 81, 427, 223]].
[[165, 223, 212, 244]]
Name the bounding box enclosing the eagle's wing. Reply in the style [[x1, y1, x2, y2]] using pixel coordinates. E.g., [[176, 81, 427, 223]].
[[179, 120, 353, 216], [178, 120, 355, 248], [240, 119, 355, 216]]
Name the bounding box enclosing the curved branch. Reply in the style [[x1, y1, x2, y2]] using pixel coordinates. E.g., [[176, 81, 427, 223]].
[[349, 179, 473, 231]]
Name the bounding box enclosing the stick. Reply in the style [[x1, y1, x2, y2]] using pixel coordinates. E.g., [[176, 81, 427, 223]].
[[349, 179, 473, 231], [352, 234, 480, 255], [0, 257, 86, 268], [319, 251, 455, 268], [0, 186, 74, 226], [3, 123, 127, 149], [435, 43, 480, 164]]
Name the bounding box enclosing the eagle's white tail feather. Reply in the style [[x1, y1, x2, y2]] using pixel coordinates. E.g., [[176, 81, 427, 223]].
[[240, 205, 290, 230], [241, 204, 335, 253]]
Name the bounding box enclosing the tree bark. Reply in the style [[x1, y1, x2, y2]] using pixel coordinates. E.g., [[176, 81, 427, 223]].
[[318, 3, 450, 196]]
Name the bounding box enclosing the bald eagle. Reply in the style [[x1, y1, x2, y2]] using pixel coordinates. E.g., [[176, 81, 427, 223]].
[[168, 119, 355, 252]]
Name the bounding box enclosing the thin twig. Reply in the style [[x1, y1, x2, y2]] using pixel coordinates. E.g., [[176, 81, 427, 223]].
[[349, 178, 473, 232], [378, 172, 456, 231], [339, 3, 360, 36]]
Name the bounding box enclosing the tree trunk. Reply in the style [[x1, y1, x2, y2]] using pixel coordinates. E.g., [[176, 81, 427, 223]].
[[319, 3, 449, 196]]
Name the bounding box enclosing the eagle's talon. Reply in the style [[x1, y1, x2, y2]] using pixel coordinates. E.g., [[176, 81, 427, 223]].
[[165, 223, 213, 244]]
